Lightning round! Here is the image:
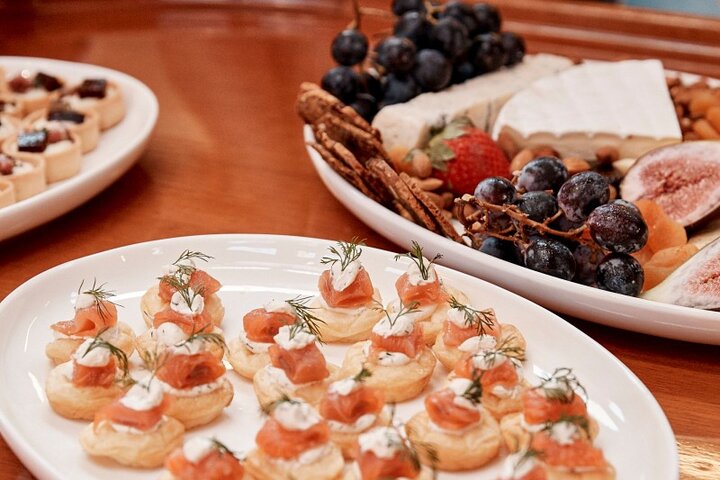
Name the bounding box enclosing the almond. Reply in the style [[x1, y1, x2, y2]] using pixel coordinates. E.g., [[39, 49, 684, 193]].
[[693, 119, 720, 140], [510, 148, 534, 173], [689, 91, 720, 119], [409, 150, 432, 178], [533, 145, 559, 158], [415, 177, 444, 191], [562, 157, 590, 176], [707, 106, 720, 133]]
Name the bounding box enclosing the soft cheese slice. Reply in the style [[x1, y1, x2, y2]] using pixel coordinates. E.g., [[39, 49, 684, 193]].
[[371, 53, 573, 153], [492, 59, 682, 159]]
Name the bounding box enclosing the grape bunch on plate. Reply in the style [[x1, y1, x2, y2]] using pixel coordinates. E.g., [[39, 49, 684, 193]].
[[321, 0, 526, 121], [458, 156, 650, 296]]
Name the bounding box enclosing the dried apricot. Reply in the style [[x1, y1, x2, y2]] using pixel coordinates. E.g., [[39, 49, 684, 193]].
[[642, 244, 699, 291]]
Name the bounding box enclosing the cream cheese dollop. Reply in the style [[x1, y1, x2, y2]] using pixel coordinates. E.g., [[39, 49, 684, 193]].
[[358, 427, 403, 459], [458, 334, 498, 353], [447, 378, 478, 412], [170, 289, 204, 315], [406, 260, 437, 286], [372, 302, 415, 338], [549, 421, 579, 446], [500, 451, 539, 479], [273, 401, 322, 431], [330, 260, 361, 292], [264, 298, 295, 316], [328, 413, 376, 432], [156, 322, 189, 347], [472, 351, 509, 371], [120, 380, 164, 411], [72, 338, 112, 367], [328, 377, 359, 396], [274, 325, 316, 350], [183, 437, 215, 463], [74, 292, 96, 310]]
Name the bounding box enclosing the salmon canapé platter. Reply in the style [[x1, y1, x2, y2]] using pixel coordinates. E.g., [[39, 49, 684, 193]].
[[0, 235, 676, 479]]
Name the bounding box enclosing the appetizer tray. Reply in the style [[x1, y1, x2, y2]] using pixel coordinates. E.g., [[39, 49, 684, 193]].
[[0, 56, 158, 241], [0, 234, 676, 479], [304, 126, 720, 345]]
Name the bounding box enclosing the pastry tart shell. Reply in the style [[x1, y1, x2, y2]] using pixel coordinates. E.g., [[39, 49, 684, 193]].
[[1, 152, 46, 201], [406, 410, 501, 471], [2, 131, 82, 183], [500, 412, 600, 452], [311, 289, 384, 343], [253, 363, 339, 408], [339, 342, 436, 403], [0, 114, 21, 144], [164, 377, 234, 429], [23, 107, 101, 153], [80, 416, 185, 468], [227, 337, 270, 380], [64, 81, 125, 130], [45, 362, 126, 420], [45, 321, 136, 365], [141, 285, 225, 329], [0, 179, 15, 208], [328, 408, 391, 460], [432, 322, 527, 371], [245, 444, 345, 480]]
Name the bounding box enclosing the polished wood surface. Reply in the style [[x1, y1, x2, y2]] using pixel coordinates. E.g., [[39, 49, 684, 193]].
[[0, 1, 718, 478]]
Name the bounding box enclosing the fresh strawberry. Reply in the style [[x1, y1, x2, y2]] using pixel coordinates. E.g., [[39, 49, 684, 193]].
[[426, 118, 510, 196]]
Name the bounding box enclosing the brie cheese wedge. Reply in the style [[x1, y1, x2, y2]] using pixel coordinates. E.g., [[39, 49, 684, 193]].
[[492, 59, 682, 159], [371, 53, 573, 153]]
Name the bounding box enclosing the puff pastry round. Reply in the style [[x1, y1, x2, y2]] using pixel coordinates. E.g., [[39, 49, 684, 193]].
[[500, 412, 600, 452], [406, 410, 501, 471], [80, 416, 185, 468], [338, 342, 436, 403], [433, 323, 527, 371], [135, 326, 225, 361], [45, 321, 136, 365], [0, 179, 15, 207], [227, 337, 270, 380], [310, 289, 384, 343], [141, 284, 225, 329], [245, 443, 345, 480], [253, 364, 339, 407], [544, 465, 616, 480], [1, 153, 46, 201], [23, 107, 101, 153], [45, 362, 126, 420], [163, 377, 234, 429], [481, 380, 528, 420]]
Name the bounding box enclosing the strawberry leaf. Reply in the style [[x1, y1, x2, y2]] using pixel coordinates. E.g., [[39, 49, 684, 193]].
[[440, 117, 473, 140], [426, 142, 456, 171]]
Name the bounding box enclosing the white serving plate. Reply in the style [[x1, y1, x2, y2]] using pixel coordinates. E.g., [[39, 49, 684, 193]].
[[0, 56, 158, 241], [0, 234, 676, 479], [305, 126, 720, 345]]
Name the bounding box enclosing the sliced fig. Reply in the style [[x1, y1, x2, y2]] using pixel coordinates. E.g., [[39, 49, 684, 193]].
[[620, 141, 720, 227], [642, 236, 720, 309]]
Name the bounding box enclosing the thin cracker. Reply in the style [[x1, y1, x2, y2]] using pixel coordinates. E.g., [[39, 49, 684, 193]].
[[401, 173, 464, 243]]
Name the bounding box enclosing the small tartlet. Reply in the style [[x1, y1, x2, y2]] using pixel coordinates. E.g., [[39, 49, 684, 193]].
[[60, 78, 125, 130], [23, 105, 101, 153], [0, 152, 46, 201], [0, 178, 15, 207], [2, 129, 83, 183]]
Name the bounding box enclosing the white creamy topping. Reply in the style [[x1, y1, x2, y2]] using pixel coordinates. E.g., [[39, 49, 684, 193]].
[[183, 437, 216, 463], [446, 307, 468, 327], [550, 421, 580, 446], [264, 298, 295, 316], [448, 378, 479, 412], [159, 377, 225, 397], [170, 289, 204, 315], [32, 118, 67, 130], [74, 292, 96, 310], [358, 427, 403, 459], [376, 351, 410, 366], [406, 261, 437, 286], [472, 351, 509, 371], [330, 260, 362, 292], [500, 451, 538, 479], [272, 443, 331, 466], [458, 334, 497, 353], [274, 325, 316, 350], [72, 338, 112, 367], [44, 139, 73, 155], [156, 322, 189, 347], [265, 365, 301, 390], [109, 417, 165, 435], [170, 336, 204, 356], [57, 361, 74, 380], [328, 413, 376, 433], [372, 304, 415, 338], [328, 377, 359, 396], [119, 381, 164, 411], [492, 384, 521, 399], [238, 330, 271, 353], [161, 263, 191, 284], [521, 417, 546, 433], [10, 160, 33, 175], [273, 400, 321, 431]]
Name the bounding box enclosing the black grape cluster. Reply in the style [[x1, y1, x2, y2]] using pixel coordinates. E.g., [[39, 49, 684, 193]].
[[321, 0, 526, 122], [472, 157, 648, 296]]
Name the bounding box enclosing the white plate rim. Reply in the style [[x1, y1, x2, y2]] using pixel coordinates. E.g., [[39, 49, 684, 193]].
[[304, 125, 720, 345], [0, 56, 158, 241], [0, 233, 678, 480]]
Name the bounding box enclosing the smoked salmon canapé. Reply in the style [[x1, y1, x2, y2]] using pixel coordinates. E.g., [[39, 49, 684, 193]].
[[80, 379, 185, 469], [344, 425, 435, 480], [529, 419, 615, 480], [141, 250, 224, 328], [162, 437, 246, 480], [227, 297, 300, 380], [406, 377, 502, 471], [310, 239, 385, 343], [46, 280, 135, 365], [498, 449, 549, 480], [245, 398, 344, 480], [393, 241, 468, 345], [452, 343, 528, 419], [339, 301, 436, 403], [318, 368, 390, 459], [136, 319, 225, 363], [500, 368, 599, 453], [154, 330, 234, 429], [432, 296, 517, 370], [46, 334, 131, 420], [253, 316, 339, 407]]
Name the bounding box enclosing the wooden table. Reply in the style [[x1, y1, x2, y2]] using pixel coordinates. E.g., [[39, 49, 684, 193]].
[[1, 0, 718, 478]]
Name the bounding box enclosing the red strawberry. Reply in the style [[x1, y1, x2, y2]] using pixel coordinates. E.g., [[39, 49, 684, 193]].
[[426, 118, 510, 196]]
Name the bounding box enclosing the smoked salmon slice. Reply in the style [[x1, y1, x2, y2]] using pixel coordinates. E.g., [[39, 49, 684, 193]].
[[442, 319, 500, 347], [51, 301, 118, 337], [268, 343, 329, 384], [72, 357, 117, 388], [318, 268, 374, 308], [425, 388, 480, 430], [154, 307, 213, 335], [256, 417, 329, 460], [369, 324, 424, 360], [356, 449, 420, 480], [522, 388, 588, 425], [243, 308, 295, 343], [159, 269, 222, 302], [480, 360, 519, 392], [157, 351, 226, 390], [165, 446, 244, 480], [531, 431, 608, 469], [395, 272, 446, 307], [95, 394, 172, 432], [319, 385, 384, 424]]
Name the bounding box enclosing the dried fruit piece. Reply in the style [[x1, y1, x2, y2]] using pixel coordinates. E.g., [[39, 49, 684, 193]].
[[642, 244, 698, 291], [633, 199, 687, 257]]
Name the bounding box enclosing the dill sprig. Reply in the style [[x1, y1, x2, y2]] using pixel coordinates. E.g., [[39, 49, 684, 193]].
[[259, 394, 299, 417], [512, 448, 542, 476], [137, 347, 167, 388], [541, 414, 591, 439], [375, 300, 420, 329], [474, 335, 525, 369], [403, 424, 439, 476], [460, 371, 483, 405], [447, 296, 496, 336], [286, 296, 326, 342], [171, 249, 213, 276], [163, 276, 205, 312], [394, 241, 442, 281], [320, 237, 365, 271], [353, 367, 372, 383], [76, 279, 122, 322], [176, 327, 227, 352], [81, 328, 130, 380], [210, 438, 239, 460], [538, 367, 587, 404]]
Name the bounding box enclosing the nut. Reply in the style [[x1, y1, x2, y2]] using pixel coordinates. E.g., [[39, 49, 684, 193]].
[[596, 146, 619, 165], [497, 131, 519, 159], [707, 106, 720, 132], [692, 119, 720, 140], [408, 150, 432, 178], [562, 156, 591, 176], [424, 191, 445, 209], [441, 192, 454, 209], [689, 91, 720, 119], [510, 149, 534, 173], [533, 145, 559, 158], [608, 184, 617, 201], [414, 177, 444, 191]]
